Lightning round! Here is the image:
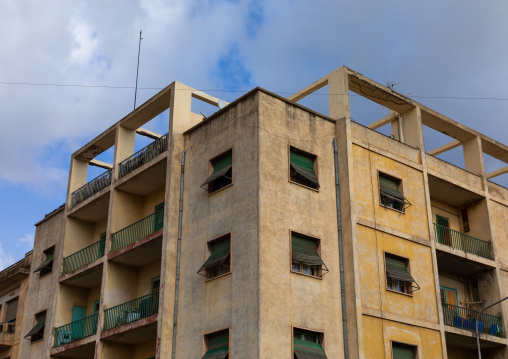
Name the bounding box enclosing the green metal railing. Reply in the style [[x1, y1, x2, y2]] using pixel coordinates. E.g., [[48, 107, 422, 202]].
[[62, 239, 106, 275], [103, 291, 159, 331], [118, 133, 169, 178], [434, 223, 491, 260], [71, 169, 112, 207], [442, 303, 504, 337], [111, 210, 164, 252], [53, 313, 98, 347]]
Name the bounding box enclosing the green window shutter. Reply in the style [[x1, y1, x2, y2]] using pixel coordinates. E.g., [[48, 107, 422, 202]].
[[202, 332, 229, 359], [393, 344, 415, 359], [201, 154, 233, 188], [24, 316, 46, 338], [292, 235, 326, 268], [290, 150, 320, 187], [436, 215, 449, 228], [100, 232, 106, 241], [385, 257, 418, 287], [294, 338, 328, 359], [33, 254, 54, 273], [197, 238, 231, 276]]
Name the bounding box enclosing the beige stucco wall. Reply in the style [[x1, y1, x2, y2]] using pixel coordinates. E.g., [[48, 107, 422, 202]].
[[430, 199, 461, 232]]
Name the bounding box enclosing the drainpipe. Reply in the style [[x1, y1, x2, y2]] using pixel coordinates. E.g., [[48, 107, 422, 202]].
[[333, 138, 349, 359], [171, 151, 185, 359]]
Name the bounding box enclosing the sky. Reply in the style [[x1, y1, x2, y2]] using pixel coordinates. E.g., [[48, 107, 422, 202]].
[[1, 0, 508, 269]]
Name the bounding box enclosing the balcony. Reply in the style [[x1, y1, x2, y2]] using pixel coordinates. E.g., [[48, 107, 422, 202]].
[[62, 239, 105, 275], [118, 133, 168, 179], [434, 223, 491, 260], [54, 313, 98, 347], [0, 322, 15, 348], [443, 303, 503, 337], [71, 169, 112, 208], [109, 210, 163, 267]]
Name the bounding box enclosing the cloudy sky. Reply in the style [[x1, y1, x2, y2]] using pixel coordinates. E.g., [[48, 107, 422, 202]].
[[1, 0, 508, 269]]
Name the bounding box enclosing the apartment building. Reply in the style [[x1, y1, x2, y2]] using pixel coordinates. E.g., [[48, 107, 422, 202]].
[[16, 66, 508, 358], [0, 250, 32, 359]]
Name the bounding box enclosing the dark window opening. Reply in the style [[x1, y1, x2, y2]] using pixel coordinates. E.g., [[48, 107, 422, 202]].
[[25, 310, 46, 343], [289, 147, 319, 190], [34, 246, 54, 277], [291, 233, 328, 278], [203, 330, 229, 359], [385, 254, 419, 295], [198, 234, 231, 279], [201, 150, 233, 194], [379, 173, 411, 212], [293, 328, 326, 358]]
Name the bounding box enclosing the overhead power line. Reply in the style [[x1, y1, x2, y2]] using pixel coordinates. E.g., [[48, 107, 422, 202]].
[[1, 81, 508, 101]]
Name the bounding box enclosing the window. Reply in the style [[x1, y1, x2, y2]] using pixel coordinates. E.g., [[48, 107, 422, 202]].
[[293, 328, 327, 359], [33, 246, 54, 277], [289, 147, 320, 190], [25, 310, 46, 343], [203, 330, 229, 359], [461, 208, 470, 232], [379, 173, 411, 212], [154, 203, 164, 231], [151, 276, 160, 292], [197, 234, 231, 279], [392, 342, 417, 359], [201, 150, 233, 194], [5, 298, 18, 324], [291, 233, 328, 278], [435, 215, 451, 246], [385, 254, 419, 295]]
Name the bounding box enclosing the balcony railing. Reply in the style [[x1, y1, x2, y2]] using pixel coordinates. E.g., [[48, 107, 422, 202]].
[[103, 291, 159, 331], [53, 313, 98, 347], [71, 169, 112, 207], [442, 303, 504, 337], [118, 133, 169, 179], [0, 322, 15, 346], [62, 239, 106, 275], [434, 223, 491, 260], [111, 210, 164, 252]]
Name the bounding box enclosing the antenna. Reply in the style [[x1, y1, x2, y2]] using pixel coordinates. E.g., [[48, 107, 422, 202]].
[[134, 30, 143, 110], [387, 81, 399, 89]]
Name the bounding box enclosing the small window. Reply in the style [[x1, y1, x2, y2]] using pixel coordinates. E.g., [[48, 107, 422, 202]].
[[154, 202, 165, 231], [197, 234, 231, 279], [203, 330, 229, 359], [289, 147, 320, 190], [5, 298, 18, 323], [151, 276, 161, 292], [392, 342, 417, 359], [385, 254, 419, 295], [33, 246, 54, 277], [379, 173, 411, 212], [201, 150, 233, 194], [25, 310, 46, 343], [291, 233, 328, 278], [461, 208, 470, 232], [293, 328, 326, 358]]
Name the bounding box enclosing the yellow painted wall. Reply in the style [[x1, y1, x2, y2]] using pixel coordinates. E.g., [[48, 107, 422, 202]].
[[136, 260, 161, 297], [132, 339, 156, 359], [489, 201, 508, 266], [362, 316, 443, 358], [141, 187, 165, 218], [357, 226, 439, 323], [430, 199, 461, 232]]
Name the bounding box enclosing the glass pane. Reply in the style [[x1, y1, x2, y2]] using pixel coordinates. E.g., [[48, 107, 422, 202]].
[[292, 263, 301, 272], [304, 334, 317, 343]]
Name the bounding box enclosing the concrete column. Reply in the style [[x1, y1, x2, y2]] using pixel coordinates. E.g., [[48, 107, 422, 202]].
[[401, 107, 424, 149], [67, 158, 88, 206], [462, 136, 485, 177], [391, 120, 400, 141], [113, 126, 136, 179], [328, 67, 350, 121], [169, 82, 197, 136]]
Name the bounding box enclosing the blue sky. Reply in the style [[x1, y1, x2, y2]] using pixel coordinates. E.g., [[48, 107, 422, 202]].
[[1, 0, 508, 269]]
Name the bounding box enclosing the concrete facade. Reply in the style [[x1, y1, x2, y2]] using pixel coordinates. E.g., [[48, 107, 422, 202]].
[[16, 66, 508, 358]]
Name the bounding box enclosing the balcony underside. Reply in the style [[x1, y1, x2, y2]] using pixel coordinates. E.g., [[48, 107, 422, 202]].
[[101, 315, 157, 344], [428, 174, 483, 207], [59, 262, 103, 289], [436, 246, 494, 275], [50, 340, 96, 358], [445, 329, 506, 350], [109, 231, 163, 267], [115, 154, 167, 196], [68, 190, 110, 223]]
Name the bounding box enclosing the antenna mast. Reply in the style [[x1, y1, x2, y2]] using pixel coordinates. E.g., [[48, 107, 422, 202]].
[[134, 30, 143, 110]]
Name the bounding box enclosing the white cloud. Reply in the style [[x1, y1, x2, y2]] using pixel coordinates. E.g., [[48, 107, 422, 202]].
[[17, 234, 34, 245], [0, 243, 15, 270]]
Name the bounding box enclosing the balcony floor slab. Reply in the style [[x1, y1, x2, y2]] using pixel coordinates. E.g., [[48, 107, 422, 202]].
[[59, 261, 103, 289], [445, 327, 506, 349], [436, 243, 495, 275], [49, 336, 96, 358], [68, 189, 110, 223], [108, 230, 163, 267], [100, 314, 157, 344], [115, 153, 167, 196]]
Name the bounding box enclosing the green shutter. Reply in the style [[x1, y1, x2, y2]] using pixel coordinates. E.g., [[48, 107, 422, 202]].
[[379, 176, 405, 201], [201, 154, 232, 188], [197, 238, 231, 276], [385, 257, 417, 285], [436, 215, 449, 228], [393, 344, 415, 359], [202, 332, 229, 359], [290, 150, 319, 187], [294, 338, 328, 359], [33, 254, 54, 273], [24, 316, 46, 338], [292, 235, 326, 267]]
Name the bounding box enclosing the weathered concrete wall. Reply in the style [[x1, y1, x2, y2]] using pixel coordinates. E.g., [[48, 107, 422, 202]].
[[141, 187, 165, 218], [136, 260, 161, 297], [426, 155, 483, 190]]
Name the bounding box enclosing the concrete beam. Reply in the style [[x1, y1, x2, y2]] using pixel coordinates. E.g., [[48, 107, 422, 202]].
[[89, 159, 113, 170], [191, 90, 228, 107], [136, 128, 162, 140], [487, 166, 508, 179], [367, 112, 398, 130], [427, 140, 462, 156], [288, 75, 329, 103]]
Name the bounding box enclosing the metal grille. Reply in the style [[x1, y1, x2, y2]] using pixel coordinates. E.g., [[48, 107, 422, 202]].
[[442, 303, 504, 337], [71, 169, 112, 207], [53, 313, 98, 347], [118, 133, 169, 179], [111, 210, 164, 252], [62, 239, 105, 275], [434, 223, 491, 259], [103, 291, 159, 331]]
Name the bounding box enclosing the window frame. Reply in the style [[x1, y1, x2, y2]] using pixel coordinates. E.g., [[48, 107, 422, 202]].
[[29, 310, 46, 344], [292, 326, 326, 358], [384, 252, 417, 297], [38, 246, 55, 278], [290, 231, 327, 279], [288, 145, 320, 191], [378, 172, 408, 213], [205, 149, 234, 196], [203, 233, 232, 281], [391, 341, 418, 359], [202, 328, 230, 359]]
